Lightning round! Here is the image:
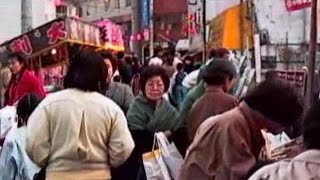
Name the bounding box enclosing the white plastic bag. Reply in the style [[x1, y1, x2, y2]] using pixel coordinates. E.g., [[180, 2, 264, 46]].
[[155, 132, 183, 180], [142, 134, 171, 180], [0, 106, 17, 140]]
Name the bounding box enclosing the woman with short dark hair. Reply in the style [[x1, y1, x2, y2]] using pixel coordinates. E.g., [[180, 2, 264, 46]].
[[124, 65, 179, 180], [26, 50, 134, 180], [128, 65, 177, 132]]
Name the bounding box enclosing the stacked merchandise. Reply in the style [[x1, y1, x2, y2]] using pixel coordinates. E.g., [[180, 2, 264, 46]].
[[231, 54, 255, 98]]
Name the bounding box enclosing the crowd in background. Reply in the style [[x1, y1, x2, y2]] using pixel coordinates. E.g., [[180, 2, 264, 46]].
[[1, 46, 320, 180]]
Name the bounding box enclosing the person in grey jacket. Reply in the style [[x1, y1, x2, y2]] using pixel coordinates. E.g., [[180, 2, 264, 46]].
[[102, 52, 134, 114]]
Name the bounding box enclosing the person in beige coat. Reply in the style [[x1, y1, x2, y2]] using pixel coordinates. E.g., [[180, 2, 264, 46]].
[[26, 50, 135, 180], [178, 79, 303, 180], [249, 100, 320, 180]]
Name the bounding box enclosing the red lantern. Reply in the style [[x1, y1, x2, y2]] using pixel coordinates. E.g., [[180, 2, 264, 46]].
[[137, 34, 141, 41]]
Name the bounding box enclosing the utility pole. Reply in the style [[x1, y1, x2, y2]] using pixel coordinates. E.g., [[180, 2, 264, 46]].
[[240, 0, 244, 49], [149, 0, 154, 57], [202, 0, 207, 61], [21, 0, 33, 33], [132, 0, 142, 60], [305, 0, 318, 108]]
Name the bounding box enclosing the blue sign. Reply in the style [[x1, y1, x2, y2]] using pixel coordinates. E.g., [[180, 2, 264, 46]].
[[141, 0, 150, 28]]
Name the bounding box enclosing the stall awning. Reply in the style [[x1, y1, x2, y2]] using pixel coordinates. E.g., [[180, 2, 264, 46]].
[[0, 17, 118, 65]]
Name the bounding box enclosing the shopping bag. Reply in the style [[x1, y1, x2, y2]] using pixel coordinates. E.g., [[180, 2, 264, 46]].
[[0, 106, 17, 139], [142, 135, 171, 180], [155, 132, 183, 180]]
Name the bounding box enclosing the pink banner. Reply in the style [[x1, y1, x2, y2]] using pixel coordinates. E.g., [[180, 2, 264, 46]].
[[285, 0, 311, 12], [94, 19, 124, 50], [54, 0, 62, 6]]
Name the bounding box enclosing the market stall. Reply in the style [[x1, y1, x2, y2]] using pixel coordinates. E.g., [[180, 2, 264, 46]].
[[0, 16, 125, 93]]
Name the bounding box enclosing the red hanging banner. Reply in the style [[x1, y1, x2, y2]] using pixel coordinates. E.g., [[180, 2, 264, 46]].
[[285, 0, 312, 12]]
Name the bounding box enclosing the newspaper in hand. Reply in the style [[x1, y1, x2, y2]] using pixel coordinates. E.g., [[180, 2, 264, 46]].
[[261, 129, 292, 158]]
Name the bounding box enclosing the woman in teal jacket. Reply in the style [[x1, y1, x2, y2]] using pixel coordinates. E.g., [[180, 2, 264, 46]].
[[113, 66, 179, 180]]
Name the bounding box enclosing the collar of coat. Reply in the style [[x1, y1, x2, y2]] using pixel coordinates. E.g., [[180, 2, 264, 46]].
[[205, 86, 225, 93], [239, 102, 284, 134]]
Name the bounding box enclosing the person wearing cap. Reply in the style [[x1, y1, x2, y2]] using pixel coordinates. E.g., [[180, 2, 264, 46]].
[[215, 48, 230, 60], [178, 79, 303, 180], [178, 49, 221, 127], [186, 60, 238, 142]]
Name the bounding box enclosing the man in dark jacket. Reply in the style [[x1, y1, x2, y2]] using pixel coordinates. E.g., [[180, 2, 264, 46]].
[[187, 60, 238, 141]]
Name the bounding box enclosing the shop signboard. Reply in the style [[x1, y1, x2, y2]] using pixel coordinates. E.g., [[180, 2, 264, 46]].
[[285, 0, 311, 12], [276, 70, 307, 95], [93, 19, 125, 51], [141, 0, 150, 28], [0, 17, 103, 65]]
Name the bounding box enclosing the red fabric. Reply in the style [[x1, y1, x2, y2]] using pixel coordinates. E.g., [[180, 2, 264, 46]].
[[4, 70, 46, 106], [154, 0, 187, 15]]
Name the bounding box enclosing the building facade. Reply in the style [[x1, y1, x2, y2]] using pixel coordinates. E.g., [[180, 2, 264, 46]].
[[0, 0, 57, 44], [81, 0, 132, 49], [81, 0, 187, 49]]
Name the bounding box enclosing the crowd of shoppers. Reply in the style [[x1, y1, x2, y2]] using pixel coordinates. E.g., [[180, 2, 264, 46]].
[[1, 46, 318, 180]]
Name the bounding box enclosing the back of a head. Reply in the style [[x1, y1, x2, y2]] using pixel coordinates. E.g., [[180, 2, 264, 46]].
[[209, 49, 217, 59], [265, 70, 279, 80], [124, 56, 133, 65], [244, 79, 303, 126], [201, 60, 237, 85], [167, 55, 174, 66], [184, 56, 192, 62], [117, 51, 125, 60], [17, 93, 43, 126], [216, 48, 229, 59], [64, 49, 108, 93], [176, 63, 184, 71], [303, 100, 320, 150], [149, 57, 163, 66]]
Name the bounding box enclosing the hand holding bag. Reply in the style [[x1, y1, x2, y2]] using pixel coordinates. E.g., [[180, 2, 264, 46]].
[[155, 132, 183, 180], [142, 134, 171, 180]]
